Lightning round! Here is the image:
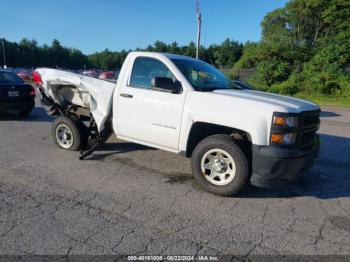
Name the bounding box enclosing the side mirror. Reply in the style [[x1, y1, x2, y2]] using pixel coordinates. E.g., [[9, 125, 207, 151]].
[[151, 77, 182, 94]]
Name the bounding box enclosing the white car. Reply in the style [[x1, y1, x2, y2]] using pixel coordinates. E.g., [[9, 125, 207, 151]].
[[82, 70, 97, 78], [33, 52, 320, 196]]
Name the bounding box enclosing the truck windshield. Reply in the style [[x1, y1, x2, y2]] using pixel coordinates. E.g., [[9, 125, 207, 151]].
[[171, 59, 241, 91]]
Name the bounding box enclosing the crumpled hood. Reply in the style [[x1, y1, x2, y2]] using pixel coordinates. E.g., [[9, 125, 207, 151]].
[[212, 89, 319, 113]]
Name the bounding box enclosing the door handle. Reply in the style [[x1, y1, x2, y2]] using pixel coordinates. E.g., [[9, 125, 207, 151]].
[[120, 93, 133, 98]]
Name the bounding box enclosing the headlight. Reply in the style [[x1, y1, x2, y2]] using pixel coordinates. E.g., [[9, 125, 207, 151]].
[[271, 133, 297, 145], [273, 116, 298, 127]]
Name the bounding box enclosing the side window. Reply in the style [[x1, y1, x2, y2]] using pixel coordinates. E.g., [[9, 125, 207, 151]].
[[130, 57, 174, 89]]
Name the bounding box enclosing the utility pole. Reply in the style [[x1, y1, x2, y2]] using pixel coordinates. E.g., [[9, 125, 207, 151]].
[[1, 39, 6, 69], [195, 0, 202, 59]]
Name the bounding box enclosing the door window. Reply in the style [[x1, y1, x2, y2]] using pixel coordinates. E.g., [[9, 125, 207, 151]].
[[130, 57, 174, 89]]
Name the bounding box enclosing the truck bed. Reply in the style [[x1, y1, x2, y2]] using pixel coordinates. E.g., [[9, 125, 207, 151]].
[[36, 68, 116, 131]]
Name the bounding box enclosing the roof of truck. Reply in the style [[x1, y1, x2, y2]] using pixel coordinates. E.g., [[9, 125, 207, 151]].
[[162, 53, 198, 61], [129, 51, 198, 62]]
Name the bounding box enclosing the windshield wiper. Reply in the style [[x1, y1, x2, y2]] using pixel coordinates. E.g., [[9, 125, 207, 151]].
[[196, 87, 216, 92], [198, 86, 242, 92]]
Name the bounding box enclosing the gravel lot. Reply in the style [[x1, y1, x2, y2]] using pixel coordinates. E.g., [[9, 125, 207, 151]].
[[0, 101, 349, 258]]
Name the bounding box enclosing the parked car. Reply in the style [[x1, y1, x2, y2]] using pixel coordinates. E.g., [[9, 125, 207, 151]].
[[34, 52, 320, 196], [82, 70, 97, 78], [0, 70, 35, 117], [99, 71, 116, 80], [17, 70, 32, 81]]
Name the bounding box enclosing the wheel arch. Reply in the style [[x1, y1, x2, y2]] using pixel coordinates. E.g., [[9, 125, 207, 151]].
[[183, 122, 252, 158]]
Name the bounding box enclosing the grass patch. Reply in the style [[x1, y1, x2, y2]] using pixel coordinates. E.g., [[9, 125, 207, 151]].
[[294, 93, 350, 108]]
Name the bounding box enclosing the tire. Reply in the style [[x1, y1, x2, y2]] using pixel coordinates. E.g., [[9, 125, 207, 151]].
[[191, 134, 249, 196], [52, 116, 86, 151], [67, 114, 89, 150]]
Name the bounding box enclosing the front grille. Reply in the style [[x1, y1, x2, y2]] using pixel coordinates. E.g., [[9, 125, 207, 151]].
[[298, 110, 320, 149], [303, 115, 319, 127], [300, 130, 316, 146]]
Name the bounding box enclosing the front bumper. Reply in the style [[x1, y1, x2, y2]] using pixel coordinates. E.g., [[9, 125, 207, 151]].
[[250, 137, 320, 188]]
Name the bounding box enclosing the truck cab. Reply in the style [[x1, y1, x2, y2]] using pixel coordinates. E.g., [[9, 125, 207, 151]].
[[35, 52, 320, 196]]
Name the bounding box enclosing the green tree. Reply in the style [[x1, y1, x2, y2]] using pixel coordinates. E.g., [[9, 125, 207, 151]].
[[212, 39, 242, 68], [235, 0, 350, 98]]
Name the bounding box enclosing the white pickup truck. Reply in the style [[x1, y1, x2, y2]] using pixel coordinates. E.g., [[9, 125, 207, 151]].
[[33, 52, 320, 196]]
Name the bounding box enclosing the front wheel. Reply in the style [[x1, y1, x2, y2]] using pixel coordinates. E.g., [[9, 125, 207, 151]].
[[191, 135, 250, 196]]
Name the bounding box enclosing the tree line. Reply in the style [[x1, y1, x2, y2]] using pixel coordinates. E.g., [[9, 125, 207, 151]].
[[0, 38, 243, 70], [88, 39, 243, 70], [1, 0, 349, 98], [1, 39, 90, 70]]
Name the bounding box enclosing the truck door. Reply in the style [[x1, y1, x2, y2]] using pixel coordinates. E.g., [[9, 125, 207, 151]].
[[115, 56, 186, 151]]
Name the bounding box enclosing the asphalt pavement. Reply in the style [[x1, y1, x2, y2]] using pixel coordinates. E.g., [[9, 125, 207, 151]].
[[0, 101, 349, 258]]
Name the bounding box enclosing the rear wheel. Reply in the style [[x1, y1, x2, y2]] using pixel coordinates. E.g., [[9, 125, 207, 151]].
[[52, 116, 86, 151], [191, 135, 249, 196]]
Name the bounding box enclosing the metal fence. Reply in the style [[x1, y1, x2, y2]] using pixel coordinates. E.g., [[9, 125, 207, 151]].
[[220, 68, 256, 81], [222, 68, 350, 81]]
